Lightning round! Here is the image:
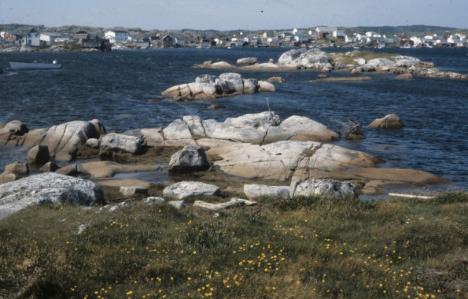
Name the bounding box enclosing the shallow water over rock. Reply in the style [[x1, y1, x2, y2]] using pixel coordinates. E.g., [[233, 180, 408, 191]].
[[0, 48, 467, 189]]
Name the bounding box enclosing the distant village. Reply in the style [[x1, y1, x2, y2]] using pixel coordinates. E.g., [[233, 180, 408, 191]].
[[1, 25, 467, 52]]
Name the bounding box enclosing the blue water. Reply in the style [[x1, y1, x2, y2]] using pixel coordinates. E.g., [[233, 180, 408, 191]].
[[0, 48, 467, 188]]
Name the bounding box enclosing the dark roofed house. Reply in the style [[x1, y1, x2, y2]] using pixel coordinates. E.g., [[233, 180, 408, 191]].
[[81, 35, 112, 52], [162, 35, 175, 48], [74, 31, 89, 41]]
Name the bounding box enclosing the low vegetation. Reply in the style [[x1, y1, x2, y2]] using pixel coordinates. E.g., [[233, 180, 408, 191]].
[[0, 192, 467, 298], [330, 51, 397, 65]]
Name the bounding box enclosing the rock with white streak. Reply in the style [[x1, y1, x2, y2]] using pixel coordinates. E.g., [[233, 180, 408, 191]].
[[369, 114, 404, 129], [163, 181, 220, 200], [193, 198, 257, 211]]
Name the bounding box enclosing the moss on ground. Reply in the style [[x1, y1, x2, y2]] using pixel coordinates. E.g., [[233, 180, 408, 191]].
[[0, 192, 467, 298]]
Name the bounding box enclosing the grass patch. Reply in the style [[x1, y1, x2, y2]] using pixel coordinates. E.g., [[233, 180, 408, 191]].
[[331, 51, 397, 65], [0, 192, 467, 298]]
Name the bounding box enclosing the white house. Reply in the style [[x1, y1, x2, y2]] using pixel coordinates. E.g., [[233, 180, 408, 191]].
[[332, 30, 349, 42], [39, 33, 63, 46], [409, 36, 423, 47], [22, 29, 41, 47], [447, 34, 466, 47], [105, 30, 129, 44]]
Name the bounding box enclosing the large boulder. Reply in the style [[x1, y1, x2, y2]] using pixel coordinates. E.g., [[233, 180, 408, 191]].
[[0, 173, 103, 219], [278, 49, 332, 71], [244, 184, 290, 200], [291, 179, 358, 200], [216, 73, 244, 94], [169, 145, 210, 173], [265, 115, 339, 143], [163, 181, 220, 200], [43, 119, 105, 161], [100, 133, 145, 155], [257, 81, 276, 92], [369, 114, 404, 129], [27, 145, 50, 166]]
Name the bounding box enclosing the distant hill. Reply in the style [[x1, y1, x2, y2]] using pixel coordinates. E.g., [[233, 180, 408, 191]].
[[1, 23, 466, 37], [347, 25, 460, 35]]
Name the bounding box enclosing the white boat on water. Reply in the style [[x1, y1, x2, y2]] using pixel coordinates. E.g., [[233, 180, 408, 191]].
[[9, 60, 62, 71]]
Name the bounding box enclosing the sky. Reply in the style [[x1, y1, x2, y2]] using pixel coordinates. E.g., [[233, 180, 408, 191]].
[[0, 0, 467, 30]]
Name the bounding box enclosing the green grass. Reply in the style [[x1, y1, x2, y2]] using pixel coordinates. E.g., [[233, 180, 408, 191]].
[[331, 51, 397, 65], [0, 192, 467, 299]]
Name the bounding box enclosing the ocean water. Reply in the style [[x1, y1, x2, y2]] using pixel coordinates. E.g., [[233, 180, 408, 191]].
[[0, 48, 467, 189]]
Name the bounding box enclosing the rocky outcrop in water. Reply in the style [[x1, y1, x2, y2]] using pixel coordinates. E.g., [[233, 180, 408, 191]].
[[0, 173, 102, 219], [162, 73, 275, 101], [278, 49, 333, 71], [369, 114, 404, 129], [126, 112, 338, 148], [0, 119, 105, 162], [194, 50, 468, 81]]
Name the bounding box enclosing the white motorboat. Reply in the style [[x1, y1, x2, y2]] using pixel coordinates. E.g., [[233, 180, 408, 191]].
[[9, 60, 62, 71]]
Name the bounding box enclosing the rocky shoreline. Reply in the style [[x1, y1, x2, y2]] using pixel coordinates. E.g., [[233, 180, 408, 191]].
[[0, 111, 443, 219], [195, 49, 468, 81]]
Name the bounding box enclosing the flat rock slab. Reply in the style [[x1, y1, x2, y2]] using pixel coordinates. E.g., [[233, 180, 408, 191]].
[[98, 179, 152, 189], [0, 173, 102, 219], [80, 161, 155, 178], [163, 181, 220, 200]]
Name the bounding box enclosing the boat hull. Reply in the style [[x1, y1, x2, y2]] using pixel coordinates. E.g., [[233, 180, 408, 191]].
[[9, 62, 62, 71]]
